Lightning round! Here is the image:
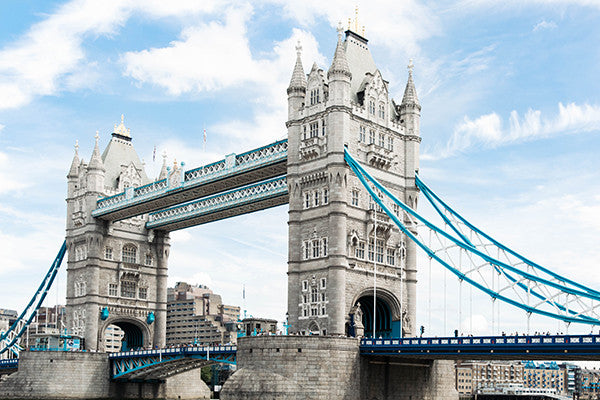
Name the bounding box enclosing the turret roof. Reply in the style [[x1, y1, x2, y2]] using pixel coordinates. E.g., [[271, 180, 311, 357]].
[[287, 41, 307, 93]]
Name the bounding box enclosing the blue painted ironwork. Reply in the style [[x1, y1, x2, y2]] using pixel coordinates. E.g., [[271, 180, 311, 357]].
[[109, 345, 237, 380], [0, 359, 18, 371], [146, 175, 287, 230], [0, 241, 67, 358], [344, 149, 600, 325], [360, 334, 600, 360], [93, 139, 288, 217]]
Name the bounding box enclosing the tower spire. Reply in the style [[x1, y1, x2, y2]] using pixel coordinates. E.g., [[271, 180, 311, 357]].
[[401, 59, 420, 109], [287, 41, 307, 94], [327, 22, 351, 80], [67, 140, 80, 178], [88, 131, 105, 171]]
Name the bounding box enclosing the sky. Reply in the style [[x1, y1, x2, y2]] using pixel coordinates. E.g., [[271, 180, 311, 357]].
[[0, 0, 599, 339]]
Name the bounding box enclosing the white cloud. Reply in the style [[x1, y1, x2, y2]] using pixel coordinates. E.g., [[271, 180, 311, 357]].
[[0, 0, 223, 110], [425, 102, 600, 159], [458, 0, 600, 10], [533, 19, 558, 31]]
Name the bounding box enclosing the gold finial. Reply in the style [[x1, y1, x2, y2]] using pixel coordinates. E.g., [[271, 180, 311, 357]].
[[173, 158, 178, 168], [362, 25, 365, 36], [113, 114, 131, 137], [355, 6, 359, 32], [408, 59, 414, 75], [348, 17, 351, 31]]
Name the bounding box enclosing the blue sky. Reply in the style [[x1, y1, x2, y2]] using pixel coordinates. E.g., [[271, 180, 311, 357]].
[[0, 0, 599, 337]]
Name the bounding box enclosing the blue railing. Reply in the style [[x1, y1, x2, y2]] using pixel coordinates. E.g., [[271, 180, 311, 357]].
[[0, 359, 18, 370], [360, 334, 600, 358], [93, 139, 288, 216]]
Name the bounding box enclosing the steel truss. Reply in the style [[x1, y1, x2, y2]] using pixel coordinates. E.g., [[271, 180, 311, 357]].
[[344, 149, 600, 327]]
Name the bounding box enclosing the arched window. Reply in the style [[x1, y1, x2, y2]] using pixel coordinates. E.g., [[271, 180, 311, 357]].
[[122, 244, 137, 263]]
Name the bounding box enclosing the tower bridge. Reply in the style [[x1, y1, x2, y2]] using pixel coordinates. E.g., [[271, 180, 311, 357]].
[[0, 24, 598, 400]]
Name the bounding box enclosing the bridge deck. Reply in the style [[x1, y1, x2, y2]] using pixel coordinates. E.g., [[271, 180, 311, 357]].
[[92, 140, 287, 222], [361, 334, 600, 360]]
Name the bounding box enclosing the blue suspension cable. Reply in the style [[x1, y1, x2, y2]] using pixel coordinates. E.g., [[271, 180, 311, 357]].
[[344, 149, 599, 324]]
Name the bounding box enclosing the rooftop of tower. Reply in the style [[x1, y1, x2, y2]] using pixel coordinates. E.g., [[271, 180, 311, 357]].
[[343, 29, 379, 103]]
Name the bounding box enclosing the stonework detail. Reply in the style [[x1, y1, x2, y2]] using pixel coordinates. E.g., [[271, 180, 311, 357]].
[[286, 28, 421, 338], [65, 116, 170, 351]]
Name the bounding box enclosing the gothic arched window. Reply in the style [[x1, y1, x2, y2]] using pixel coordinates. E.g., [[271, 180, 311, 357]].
[[122, 244, 137, 263]]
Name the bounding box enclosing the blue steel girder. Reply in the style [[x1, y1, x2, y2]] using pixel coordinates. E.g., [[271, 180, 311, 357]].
[[92, 139, 288, 222], [361, 334, 600, 361], [109, 346, 237, 381], [146, 175, 288, 231]]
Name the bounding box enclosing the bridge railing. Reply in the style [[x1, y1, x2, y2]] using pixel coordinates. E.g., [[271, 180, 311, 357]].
[[109, 345, 237, 359], [94, 139, 288, 215], [0, 359, 18, 369], [361, 334, 600, 348]]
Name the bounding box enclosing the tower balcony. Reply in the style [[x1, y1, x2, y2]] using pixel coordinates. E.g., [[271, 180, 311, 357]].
[[366, 143, 393, 169], [299, 136, 327, 160]]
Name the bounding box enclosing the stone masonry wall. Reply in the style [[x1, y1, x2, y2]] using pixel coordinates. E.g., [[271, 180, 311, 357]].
[[221, 336, 362, 400], [0, 351, 110, 399]]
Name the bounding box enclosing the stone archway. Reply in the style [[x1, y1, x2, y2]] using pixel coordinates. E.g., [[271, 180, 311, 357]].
[[100, 317, 151, 352], [352, 288, 402, 339]]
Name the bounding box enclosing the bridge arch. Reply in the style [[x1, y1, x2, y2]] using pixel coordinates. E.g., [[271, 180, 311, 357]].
[[99, 317, 151, 352], [352, 288, 402, 339]]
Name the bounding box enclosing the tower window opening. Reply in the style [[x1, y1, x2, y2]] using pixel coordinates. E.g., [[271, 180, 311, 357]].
[[108, 283, 118, 297], [351, 189, 359, 206], [314, 191, 320, 206], [303, 125, 307, 140], [359, 125, 366, 143], [376, 240, 384, 263], [369, 129, 375, 144], [387, 248, 396, 266], [121, 280, 137, 298], [320, 278, 326, 289], [369, 100, 375, 114], [305, 192, 311, 208], [310, 122, 318, 138], [122, 244, 137, 264], [304, 241, 311, 260], [356, 241, 365, 259], [321, 238, 328, 257], [378, 133, 385, 147], [379, 103, 385, 119], [311, 287, 318, 303], [312, 239, 320, 258], [138, 287, 147, 300], [368, 239, 375, 261], [322, 119, 326, 136], [387, 137, 394, 151], [323, 188, 329, 204], [105, 247, 113, 260]]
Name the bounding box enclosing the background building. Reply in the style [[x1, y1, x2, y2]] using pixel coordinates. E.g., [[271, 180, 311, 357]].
[[523, 361, 566, 395], [166, 282, 240, 346]]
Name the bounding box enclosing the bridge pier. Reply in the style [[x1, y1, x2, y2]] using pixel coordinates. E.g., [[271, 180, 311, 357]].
[[0, 352, 210, 399], [221, 336, 458, 400]]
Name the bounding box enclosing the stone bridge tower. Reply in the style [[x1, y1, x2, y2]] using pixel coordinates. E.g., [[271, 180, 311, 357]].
[[65, 117, 170, 351], [286, 27, 421, 337]]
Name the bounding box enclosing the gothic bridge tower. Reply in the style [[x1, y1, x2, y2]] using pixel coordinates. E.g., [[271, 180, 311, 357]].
[[65, 117, 170, 351], [286, 27, 421, 337]]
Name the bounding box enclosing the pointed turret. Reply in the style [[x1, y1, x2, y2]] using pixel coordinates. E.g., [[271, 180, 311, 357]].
[[88, 132, 105, 172], [87, 131, 105, 194], [287, 41, 307, 120], [287, 41, 307, 94], [158, 151, 168, 180], [399, 59, 421, 137], [68, 140, 80, 179], [327, 25, 351, 81], [400, 60, 420, 110]]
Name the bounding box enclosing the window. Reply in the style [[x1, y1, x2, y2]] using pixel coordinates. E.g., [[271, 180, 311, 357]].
[[359, 125, 366, 142], [304, 241, 311, 260], [351, 189, 359, 206], [312, 239, 320, 258], [375, 242, 384, 263], [75, 245, 87, 261], [302, 280, 308, 291], [369, 129, 375, 144], [322, 119, 326, 136], [321, 292, 326, 302], [310, 89, 319, 105], [387, 248, 396, 266], [311, 306, 318, 316], [368, 239, 374, 261], [323, 188, 329, 204], [320, 278, 326, 289], [302, 294, 308, 303], [121, 281, 136, 298], [378, 133, 385, 147], [303, 125, 307, 140], [305, 192, 311, 208], [314, 191, 320, 206], [145, 253, 153, 266], [369, 99, 375, 114], [311, 287, 318, 303], [105, 247, 113, 260], [393, 203, 400, 216], [387, 136, 394, 151], [321, 306, 326, 316], [139, 287, 147, 299], [122, 244, 137, 264], [303, 308, 308, 317], [355, 241, 365, 259], [75, 281, 86, 297], [321, 238, 328, 257], [379, 103, 385, 119], [310, 122, 318, 138], [109, 283, 118, 297]]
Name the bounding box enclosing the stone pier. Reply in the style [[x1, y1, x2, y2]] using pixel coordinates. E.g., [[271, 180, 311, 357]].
[[221, 336, 458, 400]]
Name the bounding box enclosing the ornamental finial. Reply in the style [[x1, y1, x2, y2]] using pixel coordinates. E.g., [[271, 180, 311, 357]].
[[354, 6, 359, 32], [162, 150, 167, 161], [94, 130, 99, 145], [113, 114, 131, 138], [295, 40, 302, 55], [337, 21, 344, 38], [74, 140, 79, 155], [408, 59, 414, 75]]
